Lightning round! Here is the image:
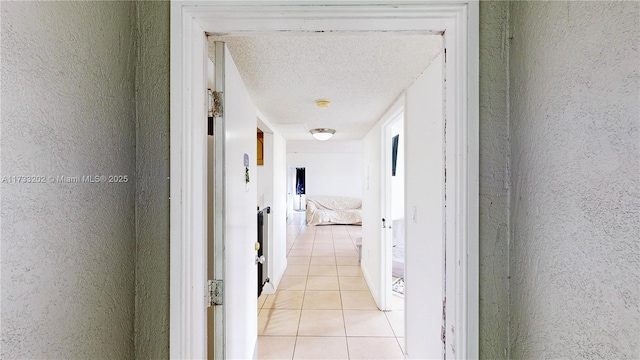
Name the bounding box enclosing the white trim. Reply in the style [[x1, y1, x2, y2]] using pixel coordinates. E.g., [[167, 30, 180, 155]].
[[467, 4, 480, 357], [441, 3, 479, 358], [211, 41, 227, 360], [443, 7, 463, 357], [170, 2, 479, 358], [379, 95, 405, 312], [170, 3, 209, 358], [361, 257, 377, 308], [169, 4, 182, 356]]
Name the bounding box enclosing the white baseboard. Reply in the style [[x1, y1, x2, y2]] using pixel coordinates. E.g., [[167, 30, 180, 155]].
[[252, 338, 258, 360], [262, 258, 287, 295], [361, 260, 382, 310]]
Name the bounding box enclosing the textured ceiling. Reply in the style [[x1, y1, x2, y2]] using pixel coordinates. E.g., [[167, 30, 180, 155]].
[[211, 34, 442, 140]]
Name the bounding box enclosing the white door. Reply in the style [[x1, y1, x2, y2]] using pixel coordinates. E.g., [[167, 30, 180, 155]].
[[208, 40, 259, 360], [404, 50, 445, 359]]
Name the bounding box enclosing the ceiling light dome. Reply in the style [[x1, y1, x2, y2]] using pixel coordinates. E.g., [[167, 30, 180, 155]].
[[310, 128, 336, 141]]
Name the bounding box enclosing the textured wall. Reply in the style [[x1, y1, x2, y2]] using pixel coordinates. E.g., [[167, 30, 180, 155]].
[[1, 2, 136, 358], [134, 1, 171, 358], [478, 2, 511, 358], [509, 2, 640, 358]]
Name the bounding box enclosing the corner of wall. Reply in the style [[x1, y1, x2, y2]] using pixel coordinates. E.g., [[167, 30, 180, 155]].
[[478, 1, 511, 359], [133, 1, 171, 358]]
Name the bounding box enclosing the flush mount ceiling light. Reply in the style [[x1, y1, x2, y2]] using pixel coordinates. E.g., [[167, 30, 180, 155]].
[[315, 99, 331, 108], [310, 128, 336, 141]]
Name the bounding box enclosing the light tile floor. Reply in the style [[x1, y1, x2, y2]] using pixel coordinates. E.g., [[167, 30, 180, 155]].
[[258, 212, 405, 360]]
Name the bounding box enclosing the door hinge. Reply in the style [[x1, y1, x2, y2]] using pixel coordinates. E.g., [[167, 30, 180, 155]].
[[210, 90, 223, 118], [208, 279, 223, 307]]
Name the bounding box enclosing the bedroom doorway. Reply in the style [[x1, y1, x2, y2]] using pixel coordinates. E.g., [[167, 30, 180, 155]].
[[289, 166, 306, 213], [294, 167, 306, 212], [383, 111, 405, 307]]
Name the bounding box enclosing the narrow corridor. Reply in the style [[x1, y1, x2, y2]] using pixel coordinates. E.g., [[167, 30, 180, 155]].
[[257, 213, 405, 359]]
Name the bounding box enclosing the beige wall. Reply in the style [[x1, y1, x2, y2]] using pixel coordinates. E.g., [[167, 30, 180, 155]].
[[1, 2, 137, 358], [508, 2, 639, 358], [1, 2, 172, 358]]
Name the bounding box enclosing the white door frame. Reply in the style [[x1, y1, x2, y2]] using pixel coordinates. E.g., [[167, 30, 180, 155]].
[[170, 2, 479, 359], [379, 97, 405, 312]]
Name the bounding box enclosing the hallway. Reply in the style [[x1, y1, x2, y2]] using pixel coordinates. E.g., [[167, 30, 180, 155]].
[[257, 213, 405, 359]]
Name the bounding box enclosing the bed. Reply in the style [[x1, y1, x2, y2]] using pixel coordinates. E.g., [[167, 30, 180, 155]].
[[305, 196, 362, 225]]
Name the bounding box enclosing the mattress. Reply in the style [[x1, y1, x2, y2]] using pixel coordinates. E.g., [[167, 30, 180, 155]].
[[305, 196, 362, 225]]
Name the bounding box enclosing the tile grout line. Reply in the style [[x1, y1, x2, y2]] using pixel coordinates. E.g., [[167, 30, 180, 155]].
[[263, 216, 398, 359], [334, 226, 353, 359], [292, 216, 305, 360]]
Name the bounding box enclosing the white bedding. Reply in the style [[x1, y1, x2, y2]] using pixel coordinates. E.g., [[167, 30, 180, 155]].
[[305, 196, 362, 225]]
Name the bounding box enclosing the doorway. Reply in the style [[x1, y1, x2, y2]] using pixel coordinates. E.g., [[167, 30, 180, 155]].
[[294, 167, 306, 212], [170, 3, 479, 359], [383, 111, 406, 305]]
